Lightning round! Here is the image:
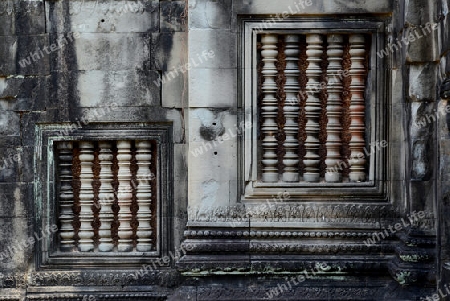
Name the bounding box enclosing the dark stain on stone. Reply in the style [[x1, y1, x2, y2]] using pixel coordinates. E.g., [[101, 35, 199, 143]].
[[72, 143, 81, 247], [92, 142, 101, 247], [298, 35, 308, 177], [48, 0, 81, 120], [341, 36, 352, 178], [319, 35, 329, 178], [130, 141, 139, 248], [111, 142, 120, 247], [276, 36, 286, 175], [200, 124, 225, 141]]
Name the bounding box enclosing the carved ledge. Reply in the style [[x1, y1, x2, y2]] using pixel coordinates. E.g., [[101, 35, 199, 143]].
[[187, 204, 397, 224]]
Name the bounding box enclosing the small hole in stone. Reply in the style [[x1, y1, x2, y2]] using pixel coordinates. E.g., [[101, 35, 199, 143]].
[[101, 19, 105, 22], [214, 152, 218, 155], [212, 123, 216, 126]]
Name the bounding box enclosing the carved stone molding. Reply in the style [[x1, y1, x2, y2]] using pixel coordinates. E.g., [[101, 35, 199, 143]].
[[196, 286, 384, 301], [187, 204, 397, 224], [27, 270, 181, 288], [178, 255, 390, 275], [26, 293, 165, 301], [0, 273, 26, 289], [388, 229, 437, 286]]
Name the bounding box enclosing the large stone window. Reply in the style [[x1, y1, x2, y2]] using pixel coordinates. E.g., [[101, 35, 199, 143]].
[[241, 18, 388, 201], [34, 123, 173, 269]]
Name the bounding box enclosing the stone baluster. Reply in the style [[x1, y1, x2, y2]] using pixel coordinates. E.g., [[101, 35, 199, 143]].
[[98, 142, 115, 252], [325, 34, 344, 182], [261, 34, 279, 182], [117, 140, 133, 252], [135, 141, 153, 252], [78, 141, 95, 252], [304, 34, 323, 182], [348, 34, 367, 182], [57, 142, 75, 252], [282, 34, 300, 182]]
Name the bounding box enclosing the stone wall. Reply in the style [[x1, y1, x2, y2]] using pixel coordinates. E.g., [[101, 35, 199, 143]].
[[0, 0, 449, 300]]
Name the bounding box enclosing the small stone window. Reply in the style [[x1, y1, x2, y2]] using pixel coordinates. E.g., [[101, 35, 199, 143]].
[[56, 140, 156, 253], [241, 18, 387, 200], [34, 123, 172, 268]]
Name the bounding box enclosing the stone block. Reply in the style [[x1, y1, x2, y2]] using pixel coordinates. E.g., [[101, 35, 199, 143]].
[[77, 69, 160, 107], [74, 33, 150, 71], [409, 181, 435, 214], [189, 68, 237, 107], [162, 69, 188, 109], [45, 0, 159, 34], [152, 32, 187, 71], [0, 183, 29, 218], [0, 3, 14, 36], [188, 29, 236, 69], [410, 102, 437, 138], [411, 139, 434, 181], [16, 34, 50, 76], [391, 69, 404, 105], [0, 36, 17, 75], [409, 63, 437, 102], [188, 0, 231, 29], [233, 0, 393, 15], [0, 111, 20, 136], [0, 75, 49, 111], [161, 1, 186, 32], [188, 179, 231, 211], [405, 25, 439, 63], [14, 0, 46, 35], [188, 108, 238, 143], [405, 0, 438, 25], [0, 217, 28, 273]]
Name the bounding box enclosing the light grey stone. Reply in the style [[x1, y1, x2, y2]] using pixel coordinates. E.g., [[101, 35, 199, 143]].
[[188, 29, 236, 69], [46, 0, 159, 33], [233, 0, 393, 15], [188, 0, 231, 29], [189, 68, 237, 107], [409, 63, 438, 102], [77, 69, 160, 107], [162, 68, 188, 109], [74, 33, 150, 71]]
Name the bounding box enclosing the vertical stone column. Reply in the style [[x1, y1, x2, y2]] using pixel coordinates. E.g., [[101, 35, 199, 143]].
[[117, 140, 133, 252], [78, 141, 95, 252], [98, 142, 114, 252], [304, 34, 323, 182], [135, 141, 153, 252], [261, 34, 279, 182], [57, 142, 75, 251], [348, 34, 367, 182], [325, 34, 344, 182], [282, 35, 300, 182]]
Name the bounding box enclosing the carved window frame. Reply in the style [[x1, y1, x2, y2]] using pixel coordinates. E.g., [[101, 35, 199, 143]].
[[239, 17, 389, 202], [34, 123, 173, 269]]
